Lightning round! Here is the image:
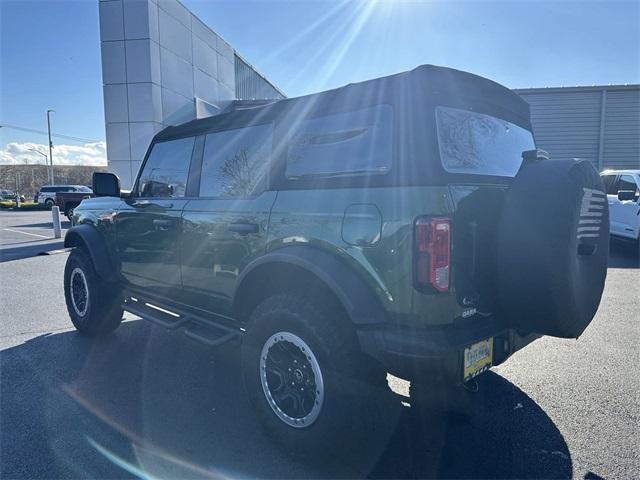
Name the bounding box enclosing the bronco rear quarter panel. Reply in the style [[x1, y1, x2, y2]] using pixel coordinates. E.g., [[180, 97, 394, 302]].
[[267, 186, 464, 326]]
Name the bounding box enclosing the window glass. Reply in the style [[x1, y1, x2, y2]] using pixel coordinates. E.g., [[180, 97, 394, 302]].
[[601, 174, 617, 194], [76, 186, 92, 193], [41, 187, 53, 192], [138, 137, 195, 198], [618, 175, 639, 193], [436, 106, 535, 177], [285, 105, 393, 179], [200, 124, 273, 198]]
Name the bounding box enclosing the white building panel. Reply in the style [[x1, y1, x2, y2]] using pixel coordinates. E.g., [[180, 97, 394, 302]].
[[100, 0, 284, 187]]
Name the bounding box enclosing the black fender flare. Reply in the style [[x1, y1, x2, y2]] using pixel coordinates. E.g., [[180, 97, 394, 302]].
[[232, 245, 388, 325], [64, 224, 119, 283]]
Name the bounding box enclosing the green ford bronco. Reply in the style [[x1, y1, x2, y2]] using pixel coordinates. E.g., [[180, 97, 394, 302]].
[[63, 65, 608, 457]]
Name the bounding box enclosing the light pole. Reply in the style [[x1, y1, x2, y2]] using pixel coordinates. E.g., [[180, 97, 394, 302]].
[[47, 109, 55, 185]]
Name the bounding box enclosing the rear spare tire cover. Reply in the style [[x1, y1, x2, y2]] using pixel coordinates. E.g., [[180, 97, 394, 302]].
[[497, 159, 608, 338]]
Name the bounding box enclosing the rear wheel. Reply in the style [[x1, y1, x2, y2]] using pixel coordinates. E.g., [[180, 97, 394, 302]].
[[241, 293, 399, 465], [44, 198, 54, 207], [64, 248, 123, 336]]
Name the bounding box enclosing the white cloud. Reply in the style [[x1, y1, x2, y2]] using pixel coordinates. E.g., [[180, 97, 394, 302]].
[[0, 141, 107, 166]]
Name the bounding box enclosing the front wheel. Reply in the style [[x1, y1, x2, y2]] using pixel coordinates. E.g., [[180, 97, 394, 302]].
[[64, 206, 74, 219], [64, 248, 123, 336], [241, 293, 399, 465], [44, 198, 54, 207]]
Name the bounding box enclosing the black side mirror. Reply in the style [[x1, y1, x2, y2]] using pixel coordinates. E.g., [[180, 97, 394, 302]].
[[617, 190, 637, 201], [93, 172, 121, 197], [522, 149, 550, 164]]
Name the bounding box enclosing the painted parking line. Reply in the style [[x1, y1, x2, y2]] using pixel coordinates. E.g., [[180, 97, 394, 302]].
[[2, 228, 51, 239]]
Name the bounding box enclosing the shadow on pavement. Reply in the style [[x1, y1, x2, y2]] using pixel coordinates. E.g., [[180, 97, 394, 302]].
[[608, 238, 639, 268], [0, 321, 572, 479], [0, 241, 66, 262], [13, 220, 71, 229]]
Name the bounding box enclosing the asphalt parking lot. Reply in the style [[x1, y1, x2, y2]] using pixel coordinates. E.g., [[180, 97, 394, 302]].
[[1, 209, 638, 479]]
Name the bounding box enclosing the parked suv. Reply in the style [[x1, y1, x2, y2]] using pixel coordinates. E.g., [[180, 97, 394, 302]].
[[37, 185, 91, 206], [600, 169, 640, 242], [62, 65, 609, 460]]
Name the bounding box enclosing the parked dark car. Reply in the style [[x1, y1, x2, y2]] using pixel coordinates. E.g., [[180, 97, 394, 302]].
[[54, 189, 94, 220], [62, 65, 609, 462]]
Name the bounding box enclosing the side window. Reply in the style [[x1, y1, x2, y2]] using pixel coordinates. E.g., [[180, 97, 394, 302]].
[[617, 175, 639, 194], [601, 175, 617, 194], [285, 104, 393, 179], [41, 187, 52, 193], [138, 137, 195, 198], [199, 124, 273, 198]]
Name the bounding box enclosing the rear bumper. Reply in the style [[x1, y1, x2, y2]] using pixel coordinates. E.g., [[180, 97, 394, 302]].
[[357, 315, 540, 383]]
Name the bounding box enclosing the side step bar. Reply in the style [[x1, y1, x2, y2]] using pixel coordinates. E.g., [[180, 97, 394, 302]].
[[122, 295, 242, 347]]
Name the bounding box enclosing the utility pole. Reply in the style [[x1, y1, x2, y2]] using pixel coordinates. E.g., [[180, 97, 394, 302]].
[[47, 109, 55, 185]]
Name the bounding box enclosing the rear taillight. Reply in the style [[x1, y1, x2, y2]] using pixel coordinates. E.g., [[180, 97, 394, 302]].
[[414, 217, 451, 292]]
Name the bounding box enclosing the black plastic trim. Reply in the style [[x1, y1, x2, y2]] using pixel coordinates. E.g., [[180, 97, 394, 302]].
[[233, 245, 388, 325], [63, 224, 118, 282]]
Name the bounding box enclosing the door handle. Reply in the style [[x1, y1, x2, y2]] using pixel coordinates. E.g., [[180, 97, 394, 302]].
[[228, 222, 259, 235], [153, 219, 172, 230], [133, 201, 173, 209]]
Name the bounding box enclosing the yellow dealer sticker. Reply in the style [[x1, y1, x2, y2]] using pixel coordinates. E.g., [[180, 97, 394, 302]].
[[463, 338, 493, 381]]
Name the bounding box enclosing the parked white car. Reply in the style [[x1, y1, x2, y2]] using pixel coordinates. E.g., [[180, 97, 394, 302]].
[[600, 170, 640, 242]]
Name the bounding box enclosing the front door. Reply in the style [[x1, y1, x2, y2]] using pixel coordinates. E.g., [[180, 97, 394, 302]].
[[180, 123, 276, 317], [613, 174, 640, 239], [116, 136, 197, 298]]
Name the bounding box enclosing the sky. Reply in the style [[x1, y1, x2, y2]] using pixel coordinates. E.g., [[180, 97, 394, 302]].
[[0, 0, 638, 166]]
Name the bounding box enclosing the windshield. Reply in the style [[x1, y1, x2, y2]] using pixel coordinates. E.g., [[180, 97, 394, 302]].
[[436, 106, 535, 177]]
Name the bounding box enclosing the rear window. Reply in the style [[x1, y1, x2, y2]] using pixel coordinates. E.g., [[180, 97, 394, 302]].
[[436, 106, 535, 177], [285, 104, 393, 179], [601, 174, 618, 194]]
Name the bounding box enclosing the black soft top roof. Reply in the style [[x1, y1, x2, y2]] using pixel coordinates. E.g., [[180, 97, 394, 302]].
[[154, 64, 530, 142]]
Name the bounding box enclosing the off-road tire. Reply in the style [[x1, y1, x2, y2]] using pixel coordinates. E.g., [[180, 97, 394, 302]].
[[64, 248, 123, 336], [241, 293, 398, 465], [64, 205, 75, 220], [497, 159, 609, 338]]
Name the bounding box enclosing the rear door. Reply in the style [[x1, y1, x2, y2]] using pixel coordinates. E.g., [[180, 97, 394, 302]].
[[115, 136, 196, 297], [180, 123, 276, 317]]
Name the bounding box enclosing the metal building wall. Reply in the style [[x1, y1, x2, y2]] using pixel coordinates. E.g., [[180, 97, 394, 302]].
[[235, 55, 285, 101], [515, 85, 639, 171], [99, 0, 284, 188]]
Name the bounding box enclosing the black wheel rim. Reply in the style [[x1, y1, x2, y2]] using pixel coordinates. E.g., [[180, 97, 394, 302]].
[[260, 332, 324, 428], [70, 267, 89, 317]]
